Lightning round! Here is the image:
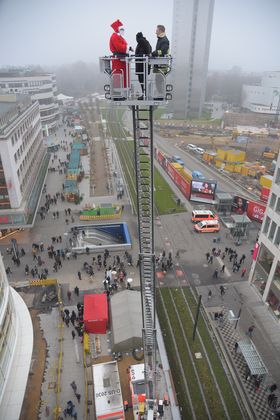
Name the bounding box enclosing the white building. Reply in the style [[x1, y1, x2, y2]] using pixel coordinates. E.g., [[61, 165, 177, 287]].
[[249, 152, 280, 319], [0, 70, 59, 135], [0, 254, 33, 419], [242, 71, 280, 115], [171, 0, 215, 119], [0, 93, 49, 228]]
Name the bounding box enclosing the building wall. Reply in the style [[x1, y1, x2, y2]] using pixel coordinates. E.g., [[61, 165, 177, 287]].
[[0, 99, 44, 209], [171, 0, 214, 119], [242, 71, 280, 115], [249, 153, 280, 318], [0, 254, 33, 419], [0, 73, 59, 134]]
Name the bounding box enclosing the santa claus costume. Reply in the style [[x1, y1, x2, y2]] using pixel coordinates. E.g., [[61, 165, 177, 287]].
[[109, 19, 129, 88]]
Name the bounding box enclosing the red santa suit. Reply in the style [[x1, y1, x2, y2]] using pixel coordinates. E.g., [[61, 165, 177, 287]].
[[109, 19, 129, 88]]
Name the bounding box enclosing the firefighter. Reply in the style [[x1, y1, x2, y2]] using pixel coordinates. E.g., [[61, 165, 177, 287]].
[[152, 25, 170, 99]]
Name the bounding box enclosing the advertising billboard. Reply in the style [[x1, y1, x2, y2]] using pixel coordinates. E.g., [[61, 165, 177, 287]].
[[246, 201, 266, 223], [232, 196, 248, 215], [190, 179, 217, 203]]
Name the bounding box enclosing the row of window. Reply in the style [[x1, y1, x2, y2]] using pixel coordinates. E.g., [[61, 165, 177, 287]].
[[14, 120, 41, 164], [11, 109, 39, 146], [19, 142, 44, 193], [263, 216, 280, 247], [0, 79, 52, 89]]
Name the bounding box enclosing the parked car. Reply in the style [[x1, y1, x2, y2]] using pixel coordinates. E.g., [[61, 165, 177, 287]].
[[195, 147, 205, 155], [187, 143, 196, 150]]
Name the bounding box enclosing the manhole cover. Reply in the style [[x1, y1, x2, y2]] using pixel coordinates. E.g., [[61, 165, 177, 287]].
[[191, 273, 199, 279]]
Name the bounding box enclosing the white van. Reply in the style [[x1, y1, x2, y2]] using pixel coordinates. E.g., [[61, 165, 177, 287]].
[[187, 143, 196, 150], [195, 147, 205, 155], [191, 210, 218, 222]]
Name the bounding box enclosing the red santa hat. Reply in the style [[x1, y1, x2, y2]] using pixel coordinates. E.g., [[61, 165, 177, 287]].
[[111, 19, 123, 33]]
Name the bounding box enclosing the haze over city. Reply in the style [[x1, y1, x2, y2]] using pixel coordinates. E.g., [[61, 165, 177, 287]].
[[0, 0, 279, 72]]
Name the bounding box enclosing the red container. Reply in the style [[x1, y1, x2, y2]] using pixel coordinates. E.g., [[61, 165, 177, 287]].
[[246, 201, 266, 223], [260, 187, 270, 203], [84, 294, 108, 334]]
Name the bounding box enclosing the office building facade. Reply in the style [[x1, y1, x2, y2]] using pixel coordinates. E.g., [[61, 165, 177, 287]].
[[0, 254, 33, 419], [171, 0, 215, 119], [0, 70, 59, 135], [0, 94, 49, 227], [249, 152, 280, 319], [242, 71, 280, 115]]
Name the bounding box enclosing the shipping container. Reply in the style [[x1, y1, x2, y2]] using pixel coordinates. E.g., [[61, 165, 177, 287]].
[[260, 175, 273, 189]]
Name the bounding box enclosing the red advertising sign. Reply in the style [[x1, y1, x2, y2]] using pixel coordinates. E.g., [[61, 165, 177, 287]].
[[246, 201, 266, 223], [260, 187, 270, 203], [166, 162, 177, 181]]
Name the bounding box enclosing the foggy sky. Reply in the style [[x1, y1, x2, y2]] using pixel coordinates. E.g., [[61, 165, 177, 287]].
[[0, 0, 279, 72]]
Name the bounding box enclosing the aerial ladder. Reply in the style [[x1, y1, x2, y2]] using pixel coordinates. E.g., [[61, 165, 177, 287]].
[[100, 55, 172, 418]]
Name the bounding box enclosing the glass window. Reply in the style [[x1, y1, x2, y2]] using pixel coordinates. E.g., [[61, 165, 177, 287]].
[[269, 221, 277, 241], [263, 216, 271, 234], [276, 198, 280, 214], [276, 168, 280, 185], [270, 193, 276, 209], [258, 244, 274, 274], [275, 227, 280, 247]]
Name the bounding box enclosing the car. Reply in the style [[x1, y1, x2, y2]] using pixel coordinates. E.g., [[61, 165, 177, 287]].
[[187, 143, 196, 150], [194, 220, 220, 233], [195, 147, 205, 155], [191, 210, 218, 223], [172, 155, 185, 166]]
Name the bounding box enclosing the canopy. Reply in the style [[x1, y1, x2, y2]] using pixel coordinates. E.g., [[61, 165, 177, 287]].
[[84, 294, 108, 334], [238, 339, 267, 375]]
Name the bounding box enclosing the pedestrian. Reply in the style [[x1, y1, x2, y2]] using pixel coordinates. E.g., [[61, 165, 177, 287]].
[[75, 392, 81, 403], [266, 383, 278, 393], [67, 290, 72, 301], [247, 325, 255, 338], [71, 330, 76, 339], [209, 255, 213, 264], [135, 31, 152, 98], [241, 267, 247, 278], [208, 290, 212, 300], [70, 380, 77, 392], [221, 264, 225, 273], [78, 271, 82, 281], [74, 286, 79, 296], [220, 285, 225, 296], [268, 393, 277, 407], [206, 252, 210, 261], [234, 342, 239, 353], [213, 268, 218, 279]]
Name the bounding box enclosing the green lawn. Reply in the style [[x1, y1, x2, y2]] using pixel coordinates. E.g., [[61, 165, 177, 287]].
[[156, 287, 244, 419]]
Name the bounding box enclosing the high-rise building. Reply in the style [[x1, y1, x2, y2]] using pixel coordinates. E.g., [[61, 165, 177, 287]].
[[171, 0, 215, 119], [0, 253, 33, 419], [249, 152, 280, 320], [0, 69, 59, 135], [0, 93, 49, 228]]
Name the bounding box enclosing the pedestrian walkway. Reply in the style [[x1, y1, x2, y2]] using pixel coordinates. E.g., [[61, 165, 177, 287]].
[[198, 281, 280, 419]]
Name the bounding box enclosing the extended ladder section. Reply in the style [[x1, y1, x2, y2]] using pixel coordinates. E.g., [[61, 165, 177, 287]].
[[132, 106, 156, 409]]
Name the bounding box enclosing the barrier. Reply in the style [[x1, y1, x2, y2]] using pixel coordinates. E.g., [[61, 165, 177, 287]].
[[29, 278, 58, 286]]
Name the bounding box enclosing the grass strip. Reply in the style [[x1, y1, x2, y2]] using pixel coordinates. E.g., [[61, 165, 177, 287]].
[[160, 288, 208, 418], [156, 290, 191, 417], [171, 288, 227, 419], [182, 287, 243, 419]]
